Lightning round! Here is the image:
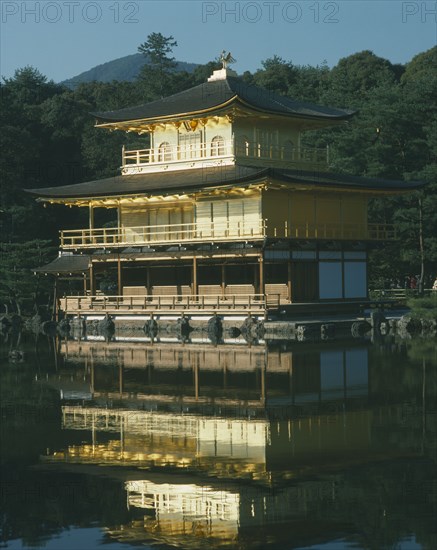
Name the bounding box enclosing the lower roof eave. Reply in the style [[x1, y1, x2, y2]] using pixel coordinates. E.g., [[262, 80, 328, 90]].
[[33, 254, 91, 275]]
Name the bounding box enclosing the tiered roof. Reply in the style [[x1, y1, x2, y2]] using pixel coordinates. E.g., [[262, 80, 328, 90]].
[[93, 75, 355, 124]]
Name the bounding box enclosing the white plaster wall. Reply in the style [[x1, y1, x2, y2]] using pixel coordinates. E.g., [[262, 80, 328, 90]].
[[153, 125, 179, 150], [204, 117, 232, 145]]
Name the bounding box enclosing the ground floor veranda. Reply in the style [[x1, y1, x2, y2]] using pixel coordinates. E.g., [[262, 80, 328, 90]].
[[52, 242, 369, 316]]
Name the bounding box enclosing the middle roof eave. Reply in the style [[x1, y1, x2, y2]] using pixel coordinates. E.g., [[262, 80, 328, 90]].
[[25, 166, 269, 200], [25, 166, 425, 203]]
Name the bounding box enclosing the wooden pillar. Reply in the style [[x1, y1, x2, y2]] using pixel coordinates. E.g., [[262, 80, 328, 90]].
[[120, 416, 124, 455], [83, 273, 87, 294], [119, 364, 123, 397], [287, 260, 292, 302], [259, 255, 264, 296], [146, 267, 151, 295], [194, 361, 199, 401], [260, 362, 266, 405], [53, 278, 59, 321], [254, 263, 259, 293], [92, 415, 96, 449], [89, 262, 95, 295], [117, 255, 122, 296], [117, 203, 122, 245], [221, 264, 226, 297], [192, 256, 198, 296], [89, 204, 94, 230], [90, 359, 95, 395]]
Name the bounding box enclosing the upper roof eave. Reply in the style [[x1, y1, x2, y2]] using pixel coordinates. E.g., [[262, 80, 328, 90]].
[[93, 96, 238, 127], [92, 76, 355, 125], [94, 97, 355, 128]]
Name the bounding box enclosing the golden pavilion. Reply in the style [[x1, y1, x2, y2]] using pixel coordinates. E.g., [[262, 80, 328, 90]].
[[29, 62, 422, 317]]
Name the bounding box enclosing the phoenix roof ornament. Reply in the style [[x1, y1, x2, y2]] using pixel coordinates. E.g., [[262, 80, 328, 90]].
[[220, 51, 236, 69]]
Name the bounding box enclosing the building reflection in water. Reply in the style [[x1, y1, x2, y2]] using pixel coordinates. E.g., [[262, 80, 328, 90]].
[[39, 339, 433, 548]]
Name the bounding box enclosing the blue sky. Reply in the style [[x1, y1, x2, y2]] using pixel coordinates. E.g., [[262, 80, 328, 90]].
[[1, 1, 436, 82]]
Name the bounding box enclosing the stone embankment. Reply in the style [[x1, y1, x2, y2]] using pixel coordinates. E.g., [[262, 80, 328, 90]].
[[7, 309, 434, 344]]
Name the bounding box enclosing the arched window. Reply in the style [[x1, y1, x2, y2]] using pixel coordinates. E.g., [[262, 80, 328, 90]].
[[211, 135, 225, 157], [158, 142, 172, 162], [283, 140, 294, 160]]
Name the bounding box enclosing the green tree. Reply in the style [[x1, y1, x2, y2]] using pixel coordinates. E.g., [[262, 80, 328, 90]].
[[323, 50, 401, 107], [253, 56, 298, 95], [137, 32, 178, 98]]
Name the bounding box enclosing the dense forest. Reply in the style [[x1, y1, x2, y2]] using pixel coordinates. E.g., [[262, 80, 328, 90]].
[[1, 37, 436, 311]]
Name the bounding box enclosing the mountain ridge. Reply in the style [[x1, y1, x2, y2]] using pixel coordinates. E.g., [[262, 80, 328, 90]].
[[61, 53, 199, 88]]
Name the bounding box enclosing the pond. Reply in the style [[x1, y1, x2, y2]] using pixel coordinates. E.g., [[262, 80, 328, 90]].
[[0, 332, 436, 549]]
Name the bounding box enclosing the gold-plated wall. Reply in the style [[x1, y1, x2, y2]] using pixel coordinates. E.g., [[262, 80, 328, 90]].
[[262, 189, 368, 238]]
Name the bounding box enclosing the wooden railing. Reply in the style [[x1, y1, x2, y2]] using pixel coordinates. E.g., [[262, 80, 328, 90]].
[[123, 140, 234, 165], [272, 222, 396, 241], [60, 220, 266, 249], [60, 293, 273, 314], [122, 139, 328, 168], [369, 288, 436, 300], [60, 220, 396, 249]]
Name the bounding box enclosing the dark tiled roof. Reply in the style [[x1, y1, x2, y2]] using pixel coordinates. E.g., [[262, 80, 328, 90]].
[[26, 166, 424, 200], [272, 169, 424, 190], [25, 166, 266, 198], [33, 254, 90, 273], [93, 77, 355, 123]]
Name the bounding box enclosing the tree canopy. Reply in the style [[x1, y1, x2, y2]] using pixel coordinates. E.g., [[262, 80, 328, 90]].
[[137, 32, 180, 98]]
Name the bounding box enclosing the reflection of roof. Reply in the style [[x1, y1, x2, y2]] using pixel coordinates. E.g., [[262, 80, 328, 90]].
[[26, 166, 424, 200], [92, 77, 355, 123], [33, 254, 90, 274]]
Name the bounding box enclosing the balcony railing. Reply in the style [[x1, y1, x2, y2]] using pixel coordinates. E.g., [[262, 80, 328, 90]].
[[60, 220, 395, 250], [271, 222, 397, 241], [60, 220, 266, 249], [123, 140, 234, 165], [122, 139, 328, 172], [59, 293, 271, 315]]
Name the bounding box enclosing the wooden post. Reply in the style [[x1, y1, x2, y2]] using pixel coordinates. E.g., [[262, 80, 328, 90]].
[[117, 204, 122, 243], [53, 278, 58, 321], [288, 260, 292, 303], [260, 360, 266, 405], [119, 364, 123, 397], [221, 264, 226, 297], [194, 361, 199, 401], [89, 262, 95, 295], [89, 204, 94, 230], [259, 255, 264, 296], [192, 256, 198, 296], [90, 359, 95, 395], [117, 255, 122, 296]]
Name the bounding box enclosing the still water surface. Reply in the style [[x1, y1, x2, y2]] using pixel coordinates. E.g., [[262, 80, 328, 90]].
[[0, 333, 436, 549]]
